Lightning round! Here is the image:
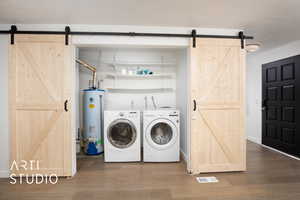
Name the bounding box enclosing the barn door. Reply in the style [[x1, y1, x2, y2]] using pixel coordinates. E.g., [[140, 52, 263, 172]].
[[10, 35, 74, 176], [189, 38, 246, 174]]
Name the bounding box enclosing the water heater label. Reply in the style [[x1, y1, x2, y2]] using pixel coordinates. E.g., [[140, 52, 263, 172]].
[[89, 104, 95, 109]]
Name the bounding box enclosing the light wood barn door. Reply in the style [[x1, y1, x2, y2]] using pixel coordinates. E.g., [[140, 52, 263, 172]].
[[10, 35, 74, 176], [189, 38, 246, 174]]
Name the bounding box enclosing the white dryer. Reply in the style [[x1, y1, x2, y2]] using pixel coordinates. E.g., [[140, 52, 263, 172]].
[[143, 110, 180, 162], [104, 110, 141, 162]]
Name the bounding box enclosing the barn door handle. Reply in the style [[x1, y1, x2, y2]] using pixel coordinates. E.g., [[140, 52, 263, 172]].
[[193, 100, 197, 111], [64, 100, 69, 112]]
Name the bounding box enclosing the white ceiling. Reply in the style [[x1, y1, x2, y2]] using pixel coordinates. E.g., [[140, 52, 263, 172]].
[[1, 0, 300, 51]]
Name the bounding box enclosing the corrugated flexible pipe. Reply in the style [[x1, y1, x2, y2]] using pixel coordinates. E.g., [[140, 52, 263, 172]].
[[76, 59, 97, 89]]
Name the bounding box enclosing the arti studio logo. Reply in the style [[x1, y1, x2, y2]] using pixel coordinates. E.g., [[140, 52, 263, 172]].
[[9, 160, 58, 184]]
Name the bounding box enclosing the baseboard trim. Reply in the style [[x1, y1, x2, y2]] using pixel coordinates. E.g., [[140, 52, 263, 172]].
[[247, 139, 300, 161], [0, 170, 9, 178], [260, 144, 300, 161], [247, 136, 261, 144]]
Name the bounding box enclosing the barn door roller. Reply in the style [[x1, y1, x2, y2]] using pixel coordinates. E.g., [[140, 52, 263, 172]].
[[65, 26, 70, 45], [2, 25, 253, 48], [239, 31, 245, 49], [192, 29, 197, 48], [10, 25, 17, 45]]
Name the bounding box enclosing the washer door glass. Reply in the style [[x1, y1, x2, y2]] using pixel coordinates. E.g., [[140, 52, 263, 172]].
[[151, 122, 173, 145], [146, 118, 177, 150], [108, 119, 137, 149]]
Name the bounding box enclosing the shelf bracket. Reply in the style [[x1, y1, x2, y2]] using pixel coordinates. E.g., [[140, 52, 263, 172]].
[[10, 25, 17, 45], [239, 31, 245, 49], [192, 29, 197, 48], [65, 26, 70, 45]]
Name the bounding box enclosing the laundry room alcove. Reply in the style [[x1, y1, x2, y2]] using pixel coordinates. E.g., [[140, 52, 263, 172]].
[[74, 45, 189, 170]]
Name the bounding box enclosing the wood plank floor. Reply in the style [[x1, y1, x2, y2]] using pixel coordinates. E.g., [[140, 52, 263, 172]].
[[1, 141, 300, 200]]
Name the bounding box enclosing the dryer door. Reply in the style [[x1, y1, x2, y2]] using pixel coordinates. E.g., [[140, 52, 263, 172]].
[[107, 119, 137, 149], [145, 118, 178, 150]]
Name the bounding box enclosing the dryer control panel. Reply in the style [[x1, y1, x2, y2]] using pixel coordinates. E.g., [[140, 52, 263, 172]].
[[169, 111, 179, 117]]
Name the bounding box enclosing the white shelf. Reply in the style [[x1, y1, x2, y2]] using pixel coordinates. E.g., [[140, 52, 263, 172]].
[[102, 61, 176, 67], [106, 88, 174, 93], [105, 73, 174, 79]]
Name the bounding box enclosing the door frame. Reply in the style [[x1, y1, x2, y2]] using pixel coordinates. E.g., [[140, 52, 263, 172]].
[[71, 36, 192, 175]]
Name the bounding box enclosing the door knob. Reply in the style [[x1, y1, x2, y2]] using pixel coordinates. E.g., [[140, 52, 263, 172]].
[[262, 98, 267, 111]]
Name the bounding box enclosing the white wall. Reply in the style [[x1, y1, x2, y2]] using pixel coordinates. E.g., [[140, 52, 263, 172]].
[[0, 35, 9, 178], [79, 47, 178, 109], [176, 49, 188, 160], [246, 40, 300, 144], [0, 24, 240, 177]]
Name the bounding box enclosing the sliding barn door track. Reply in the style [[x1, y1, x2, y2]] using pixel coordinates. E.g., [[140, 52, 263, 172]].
[[0, 25, 254, 48]]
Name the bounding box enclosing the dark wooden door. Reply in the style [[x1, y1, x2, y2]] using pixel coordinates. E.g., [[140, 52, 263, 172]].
[[262, 55, 300, 157]]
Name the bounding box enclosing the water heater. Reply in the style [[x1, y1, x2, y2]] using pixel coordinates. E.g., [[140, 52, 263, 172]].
[[83, 89, 105, 155]]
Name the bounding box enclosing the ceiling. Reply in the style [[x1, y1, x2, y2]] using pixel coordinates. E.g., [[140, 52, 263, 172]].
[[1, 0, 300, 51]]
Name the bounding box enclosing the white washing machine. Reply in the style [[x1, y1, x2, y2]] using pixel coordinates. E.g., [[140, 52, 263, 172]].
[[104, 110, 141, 162], [143, 110, 180, 162]]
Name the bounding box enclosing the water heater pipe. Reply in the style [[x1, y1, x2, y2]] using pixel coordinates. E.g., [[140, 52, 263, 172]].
[[76, 59, 97, 89]]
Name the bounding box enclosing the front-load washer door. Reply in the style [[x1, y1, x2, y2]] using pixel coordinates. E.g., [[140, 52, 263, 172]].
[[108, 119, 137, 149], [145, 118, 177, 150]]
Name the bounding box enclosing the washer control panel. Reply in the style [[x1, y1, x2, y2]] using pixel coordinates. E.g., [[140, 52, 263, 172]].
[[118, 111, 139, 118]]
